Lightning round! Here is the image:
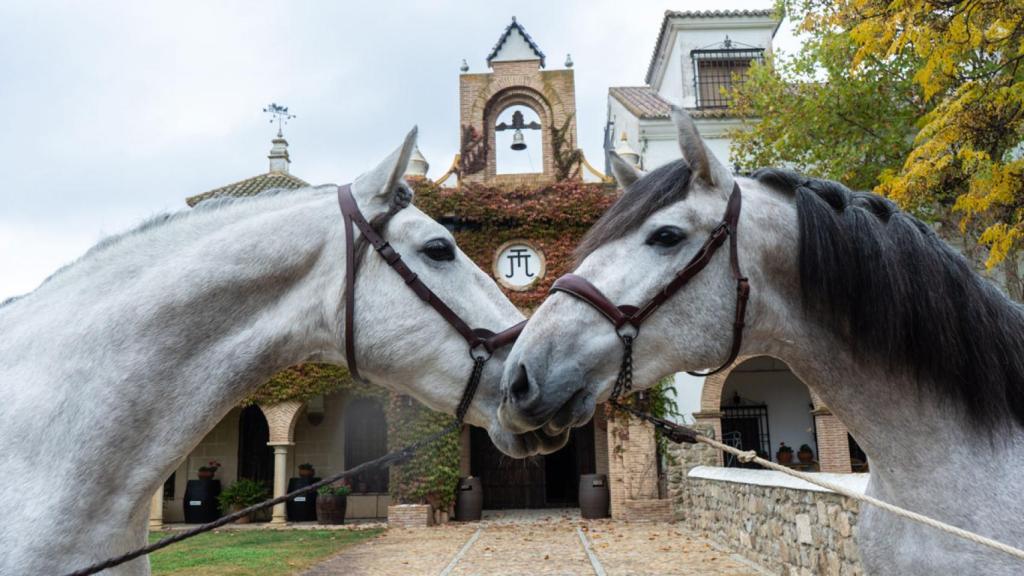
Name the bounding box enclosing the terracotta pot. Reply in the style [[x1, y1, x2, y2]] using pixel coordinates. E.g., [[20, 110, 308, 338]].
[[298, 468, 315, 478], [197, 469, 214, 480], [798, 449, 814, 464], [316, 495, 347, 525], [777, 451, 794, 464]]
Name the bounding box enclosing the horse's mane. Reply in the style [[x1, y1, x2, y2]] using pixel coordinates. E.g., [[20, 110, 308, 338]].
[[754, 168, 1024, 432], [0, 185, 332, 310]]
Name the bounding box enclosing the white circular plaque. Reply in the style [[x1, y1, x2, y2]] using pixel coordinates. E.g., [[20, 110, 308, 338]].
[[493, 240, 546, 291]]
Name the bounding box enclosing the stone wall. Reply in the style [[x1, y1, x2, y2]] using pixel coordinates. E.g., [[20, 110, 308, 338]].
[[669, 461, 867, 576]]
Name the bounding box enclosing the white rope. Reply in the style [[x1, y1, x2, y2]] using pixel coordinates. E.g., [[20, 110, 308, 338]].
[[695, 434, 1024, 563]]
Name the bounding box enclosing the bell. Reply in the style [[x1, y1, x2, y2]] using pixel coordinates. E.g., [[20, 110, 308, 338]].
[[511, 129, 527, 151]]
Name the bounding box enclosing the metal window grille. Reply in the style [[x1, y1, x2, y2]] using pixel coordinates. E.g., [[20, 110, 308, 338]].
[[720, 404, 771, 468], [691, 48, 764, 109]]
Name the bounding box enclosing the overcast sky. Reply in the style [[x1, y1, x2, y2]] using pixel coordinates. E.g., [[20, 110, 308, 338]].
[[0, 0, 794, 300]]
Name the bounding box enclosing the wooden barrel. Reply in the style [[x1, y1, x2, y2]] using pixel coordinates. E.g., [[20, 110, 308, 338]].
[[455, 476, 483, 521], [579, 474, 609, 519], [316, 494, 347, 525]]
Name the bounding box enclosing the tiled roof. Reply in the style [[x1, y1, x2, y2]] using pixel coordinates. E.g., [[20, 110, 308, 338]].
[[186, 172, 310, 207], [645, 8, 779, 85], [487, 17, 546, 68], [609, 86, 672, 119]]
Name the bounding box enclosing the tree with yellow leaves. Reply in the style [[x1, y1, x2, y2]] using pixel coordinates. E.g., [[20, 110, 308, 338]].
[[734, 0, 1024, 299]]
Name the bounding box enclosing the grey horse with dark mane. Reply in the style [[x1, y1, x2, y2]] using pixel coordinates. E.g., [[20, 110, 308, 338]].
[[499, 107, 1024, 575]]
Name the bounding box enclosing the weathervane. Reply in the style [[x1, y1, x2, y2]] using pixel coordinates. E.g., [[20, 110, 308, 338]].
[[263, 103, 296, 137]]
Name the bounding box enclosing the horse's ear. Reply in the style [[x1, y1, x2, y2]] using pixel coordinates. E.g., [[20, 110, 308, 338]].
[[608, 150, 643, 190], [352, 126, 418, 211], [670, 106, 731, 190]]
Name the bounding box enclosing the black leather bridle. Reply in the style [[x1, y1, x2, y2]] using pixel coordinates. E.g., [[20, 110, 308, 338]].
[[549, 180, 749, 402], [338, 184, 526, 423]]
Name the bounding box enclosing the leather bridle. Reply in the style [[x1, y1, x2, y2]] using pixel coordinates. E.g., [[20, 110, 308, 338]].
[[337, 184, 526, 423], [549, 180, 749, 402]]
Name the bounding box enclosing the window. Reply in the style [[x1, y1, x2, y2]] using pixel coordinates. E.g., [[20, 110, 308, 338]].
[[691, 48, 764, 109], [344, 398, 389, 493]]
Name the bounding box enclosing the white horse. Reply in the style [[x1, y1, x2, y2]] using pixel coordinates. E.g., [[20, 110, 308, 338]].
[[498, 108, 1024, 575], [0, 129, 560, 575]]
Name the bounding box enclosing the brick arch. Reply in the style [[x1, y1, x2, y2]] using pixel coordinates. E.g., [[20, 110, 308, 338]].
[[258, 400, 304, 445], [699, 354, 828, 412], [482, 86, 555, 178]]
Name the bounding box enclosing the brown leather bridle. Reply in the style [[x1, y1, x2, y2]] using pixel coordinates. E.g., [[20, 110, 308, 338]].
[[549, 180, 749, 402], [338, 184, 526, 423]]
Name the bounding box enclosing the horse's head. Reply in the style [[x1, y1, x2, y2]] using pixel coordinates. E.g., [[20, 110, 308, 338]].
[[498, 108, 798, 435], [341, 128, 567, 457]]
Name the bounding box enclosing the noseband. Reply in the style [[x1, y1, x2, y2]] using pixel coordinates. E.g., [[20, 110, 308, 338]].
[[338, 184, 525, 423], [550, 181, 749, 402]]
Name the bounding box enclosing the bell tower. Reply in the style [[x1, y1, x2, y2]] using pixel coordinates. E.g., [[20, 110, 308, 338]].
[[458, 17, 578, 185]]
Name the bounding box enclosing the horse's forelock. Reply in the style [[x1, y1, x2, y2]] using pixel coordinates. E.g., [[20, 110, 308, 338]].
[[574, 160, 692, 265]]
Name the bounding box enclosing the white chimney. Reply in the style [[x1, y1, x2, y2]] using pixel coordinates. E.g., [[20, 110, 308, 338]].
[[268, 134, 291, 174]]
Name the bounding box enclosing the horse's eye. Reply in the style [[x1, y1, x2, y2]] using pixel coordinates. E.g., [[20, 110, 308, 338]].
[[646, 226, 686, 248], [422, 238, 455, 262]]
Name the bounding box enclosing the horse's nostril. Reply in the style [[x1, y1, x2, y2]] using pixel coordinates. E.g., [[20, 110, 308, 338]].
[[509, 364, 535, 405]]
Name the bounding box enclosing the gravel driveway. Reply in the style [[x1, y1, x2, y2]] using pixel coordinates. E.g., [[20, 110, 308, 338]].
[[301, 509, 769, 576]]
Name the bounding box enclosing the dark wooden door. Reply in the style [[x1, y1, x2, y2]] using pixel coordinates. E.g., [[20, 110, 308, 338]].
[[469, 419, 596, 509]]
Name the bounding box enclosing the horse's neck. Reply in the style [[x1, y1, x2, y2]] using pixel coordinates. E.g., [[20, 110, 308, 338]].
[[770, 333, 1024, 503], [1, 192, 344, 531]]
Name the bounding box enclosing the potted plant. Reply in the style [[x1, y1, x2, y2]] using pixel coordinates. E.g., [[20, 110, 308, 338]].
[[217, 479, 270, 524], [798, 444, 815, 464], [316, 482, 351, 525], [298, 463, 316, 478], [776, 442, 794, 464], [197, 460, 221, 480]]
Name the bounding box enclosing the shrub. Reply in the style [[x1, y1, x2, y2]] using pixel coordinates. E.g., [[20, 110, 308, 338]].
[[217, 479, 270, 512]]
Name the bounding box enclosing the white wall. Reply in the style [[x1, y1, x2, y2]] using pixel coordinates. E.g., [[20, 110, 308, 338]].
[[652, 17, 778, 108]]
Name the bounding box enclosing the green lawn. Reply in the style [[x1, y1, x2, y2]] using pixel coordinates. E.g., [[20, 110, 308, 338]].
[[148, 528, 383, 576]]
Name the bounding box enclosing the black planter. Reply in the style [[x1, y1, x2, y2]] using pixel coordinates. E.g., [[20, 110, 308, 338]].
[[579, 474, 609, 519], [183, 479, 221, 523], [455, 477, 483, 521], [286, 477, 320, 522]]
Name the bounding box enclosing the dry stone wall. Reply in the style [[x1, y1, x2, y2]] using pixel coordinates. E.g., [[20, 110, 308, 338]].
[[668, 442, 865, 575]]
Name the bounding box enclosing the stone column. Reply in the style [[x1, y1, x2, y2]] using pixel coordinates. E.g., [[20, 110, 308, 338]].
[[691, 411, 724, 467], [607, 411, 659, 520], [268, 443, 293, 524], [148, 486, 164, 530], [812, 407, 853, 473]]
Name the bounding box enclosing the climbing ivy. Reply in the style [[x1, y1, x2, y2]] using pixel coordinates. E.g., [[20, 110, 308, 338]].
[[386, 393, 461, 509], [241, 363, 384, 407]]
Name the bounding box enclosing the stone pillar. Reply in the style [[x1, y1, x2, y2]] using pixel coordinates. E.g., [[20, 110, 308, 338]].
[[692, 411, 724, 467], [813, 407, 853, 473], [148, 486, 164, 530], [269, 443, 292, 524], [607, 410, 660, 519]]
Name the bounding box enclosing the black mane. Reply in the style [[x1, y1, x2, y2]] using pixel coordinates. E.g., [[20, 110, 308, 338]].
[[755, 168, 1024, 431]]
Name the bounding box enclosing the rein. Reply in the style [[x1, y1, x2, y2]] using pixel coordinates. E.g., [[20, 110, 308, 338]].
[[65, 183, 525, 576], [550, 180, 749, 405], [338, 183, 525, 422]]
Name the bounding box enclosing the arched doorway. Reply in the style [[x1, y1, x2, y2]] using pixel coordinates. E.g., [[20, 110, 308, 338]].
[[717, 357, 817, 468], [237, 405, 272, 486], [344, 397, 388, 493]]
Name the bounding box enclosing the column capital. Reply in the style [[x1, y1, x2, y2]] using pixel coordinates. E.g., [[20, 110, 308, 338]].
[[267, 441, 295, 448]]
